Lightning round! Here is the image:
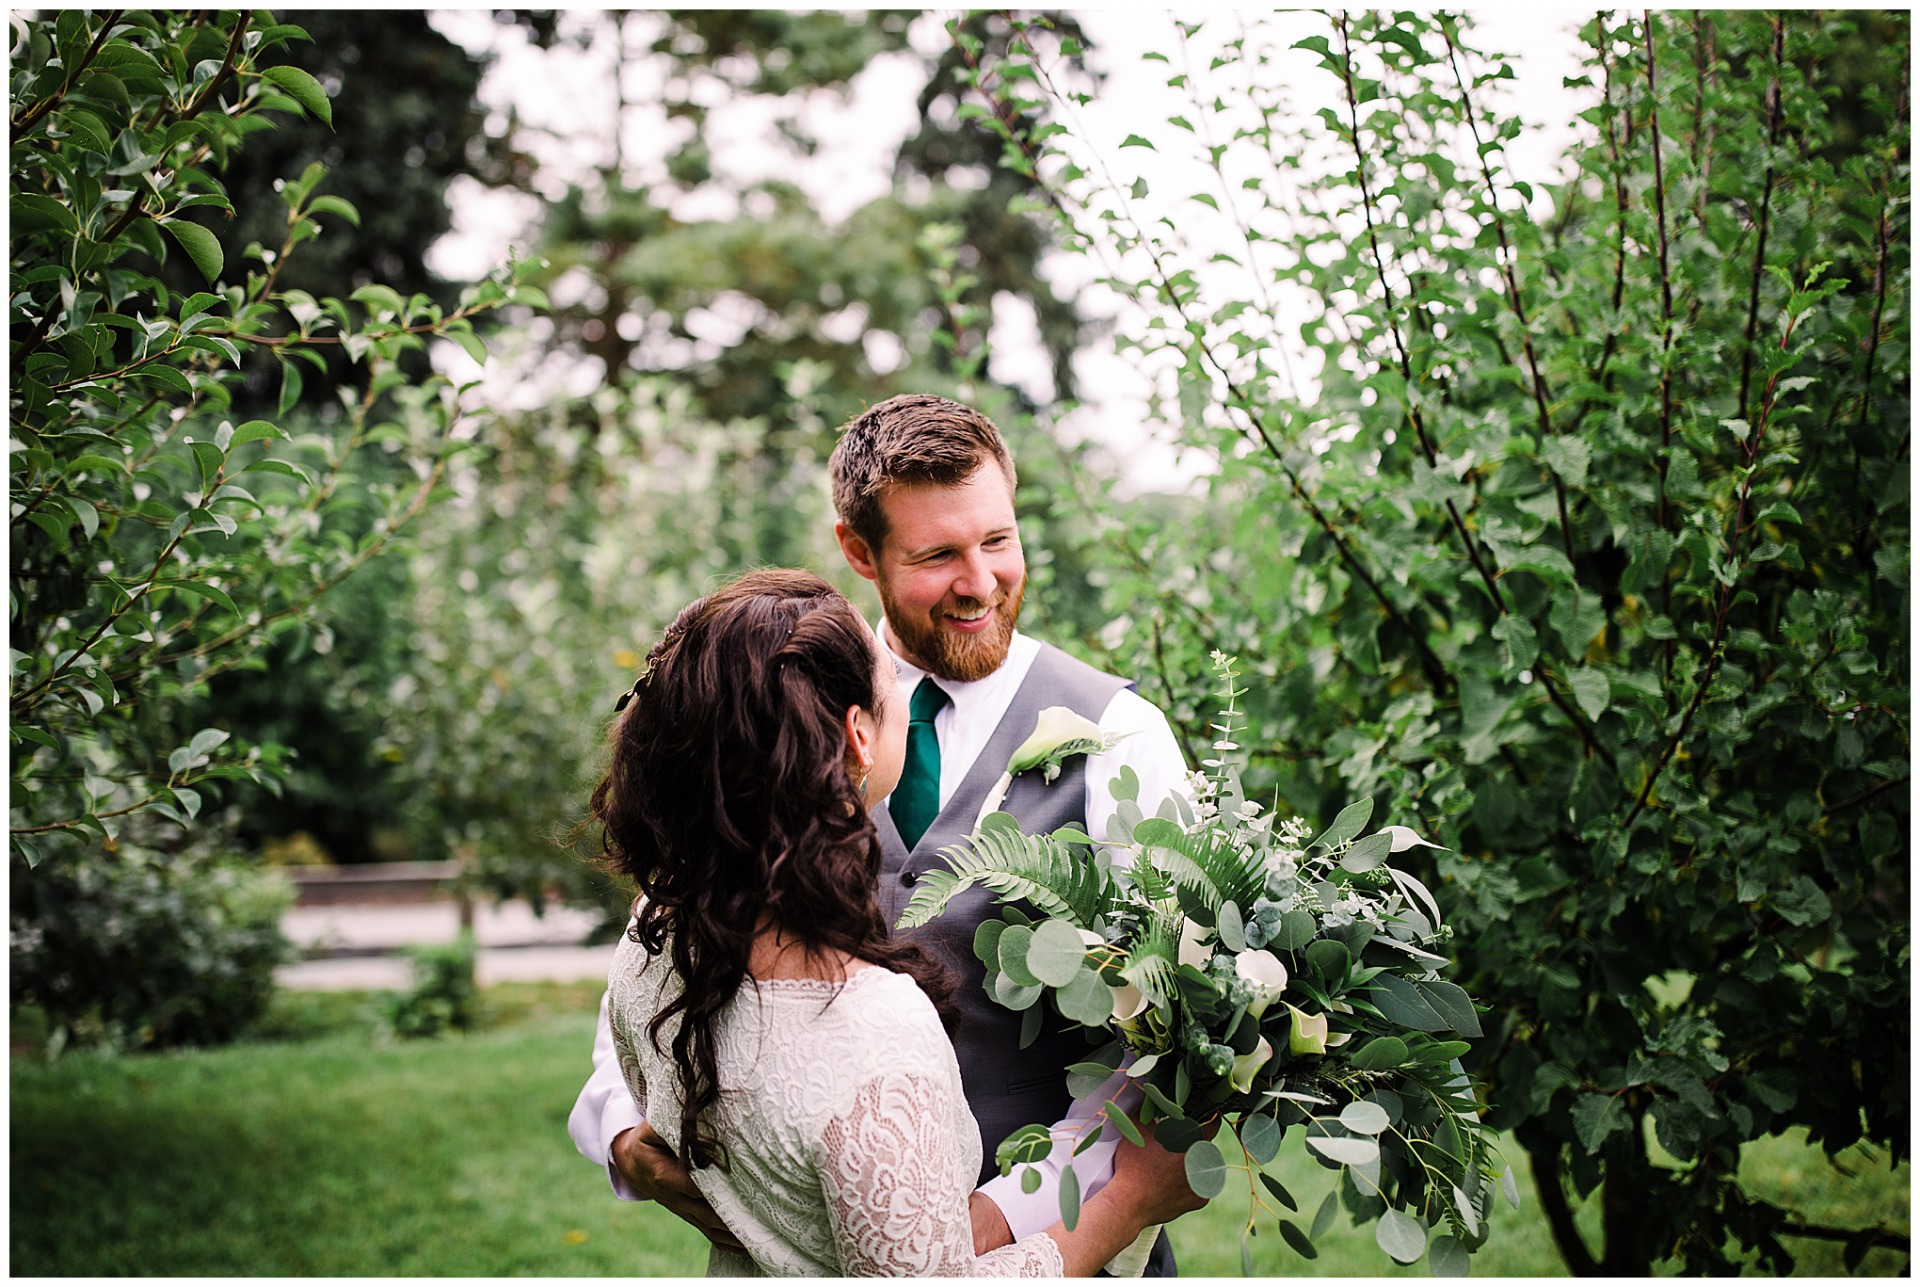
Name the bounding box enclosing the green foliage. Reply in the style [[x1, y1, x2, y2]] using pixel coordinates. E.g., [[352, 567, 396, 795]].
[[964, 10, 1909, 1276], [9, 843, 293, 1050], [384, 933, 478, 1038], [898, 814, 1108, 930], [9, 9, 534, 871]]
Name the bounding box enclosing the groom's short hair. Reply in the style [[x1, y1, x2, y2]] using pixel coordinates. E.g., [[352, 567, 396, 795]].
[[829, 394, 1018, 551]]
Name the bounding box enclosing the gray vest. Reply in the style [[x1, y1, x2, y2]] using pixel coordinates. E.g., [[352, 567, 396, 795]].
[[876, 643, 1132, 1185]]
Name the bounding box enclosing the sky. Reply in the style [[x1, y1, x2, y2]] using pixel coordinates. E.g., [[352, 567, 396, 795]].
[[424, 9, 1592, 489]]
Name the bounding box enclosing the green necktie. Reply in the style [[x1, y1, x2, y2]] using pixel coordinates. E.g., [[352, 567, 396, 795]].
[[893, 678, 949, 850]]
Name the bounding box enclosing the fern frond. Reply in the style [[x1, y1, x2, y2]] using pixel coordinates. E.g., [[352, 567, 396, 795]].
[[1122, 902, 1184, 1003], [895, 824, 1106, 929], [1170, 828, 1267, 910], [1128, 847, 1174, 902]]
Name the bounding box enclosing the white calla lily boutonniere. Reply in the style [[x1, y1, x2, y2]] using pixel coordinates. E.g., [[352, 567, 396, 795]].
[[973, 706, 1129, 826]]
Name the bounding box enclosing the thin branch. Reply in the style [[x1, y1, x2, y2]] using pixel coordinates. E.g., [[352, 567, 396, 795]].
[[8, 9, 123, 141], [1822, 774, 1908, 818], [1642, 12, 1677, 535], [1441, 20, 1574, 569], [1735, 16, 1785, 424], [1626, 301, 1805, 827]]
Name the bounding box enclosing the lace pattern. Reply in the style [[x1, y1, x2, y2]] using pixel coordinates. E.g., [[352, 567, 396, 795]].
[[607, 937, 1062, 1277]]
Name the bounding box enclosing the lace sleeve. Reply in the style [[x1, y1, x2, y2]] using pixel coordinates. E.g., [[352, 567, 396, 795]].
[[820, 1072, 1064, 1277]]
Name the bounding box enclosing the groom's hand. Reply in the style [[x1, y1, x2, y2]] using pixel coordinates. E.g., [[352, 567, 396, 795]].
[[612, 1124, 745, 1253], [969, 1191, 1014, 1255]]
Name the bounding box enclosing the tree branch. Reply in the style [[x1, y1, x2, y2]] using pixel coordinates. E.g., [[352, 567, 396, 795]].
[[1735, 16, 1785, 425]]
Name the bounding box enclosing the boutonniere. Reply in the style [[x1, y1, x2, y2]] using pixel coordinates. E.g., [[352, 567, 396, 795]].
[[974, 706, 1130, 825]]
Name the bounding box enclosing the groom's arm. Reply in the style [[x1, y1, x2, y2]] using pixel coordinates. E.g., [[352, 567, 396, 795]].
[[567, 990, 647, 1199], [571, 990, 746, 1252], [973, 692, 1189, 1247]]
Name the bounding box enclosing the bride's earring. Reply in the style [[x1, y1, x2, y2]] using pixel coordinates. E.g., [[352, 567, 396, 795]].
[[850, 758, 870, 796]]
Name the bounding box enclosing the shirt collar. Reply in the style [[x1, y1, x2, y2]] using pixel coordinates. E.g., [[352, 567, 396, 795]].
[[876, 622, 1034, 704]]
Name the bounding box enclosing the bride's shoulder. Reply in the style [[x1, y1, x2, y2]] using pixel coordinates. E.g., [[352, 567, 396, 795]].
[[836, 968, 949, 1044]]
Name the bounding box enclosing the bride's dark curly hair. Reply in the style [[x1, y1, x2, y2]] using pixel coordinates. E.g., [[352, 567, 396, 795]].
[[591, 568, 955, 1171]]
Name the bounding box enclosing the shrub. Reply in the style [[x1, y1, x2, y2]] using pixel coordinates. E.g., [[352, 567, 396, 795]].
[[10, 844, 294, 1051], [385, 934, 478, 1038]]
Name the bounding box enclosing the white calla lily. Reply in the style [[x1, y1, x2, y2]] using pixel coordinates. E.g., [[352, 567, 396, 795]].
[[1231, 1035, 1275, 1093], [1109, 980, 1149, 1023], [1178, 917, 1213, 969], [974, 708, 1127, 825], [1008, 706, 1109, 775], [1234, 949, 1289, 1019]]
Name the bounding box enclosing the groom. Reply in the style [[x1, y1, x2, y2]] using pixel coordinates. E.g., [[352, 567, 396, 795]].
[[569, 394, 1190, 1272]]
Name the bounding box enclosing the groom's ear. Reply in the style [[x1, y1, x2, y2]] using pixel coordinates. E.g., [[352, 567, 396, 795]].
[[836, 521, 880, 583]]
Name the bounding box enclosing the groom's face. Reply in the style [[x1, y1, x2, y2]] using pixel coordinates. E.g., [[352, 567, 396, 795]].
[[837, 463, 1026, 683]]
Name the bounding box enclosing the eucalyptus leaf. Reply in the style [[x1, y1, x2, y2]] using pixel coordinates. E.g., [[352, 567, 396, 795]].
[[1376, 1208, 1428, 1264], [1183, 1139, 1228, 1199]]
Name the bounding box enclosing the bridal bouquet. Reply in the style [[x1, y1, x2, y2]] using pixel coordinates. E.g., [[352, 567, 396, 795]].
[[897, 655, 1514, 1273]]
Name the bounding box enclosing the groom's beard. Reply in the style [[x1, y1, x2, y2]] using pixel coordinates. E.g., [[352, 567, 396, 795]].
[[882, 579, 1025, 683]]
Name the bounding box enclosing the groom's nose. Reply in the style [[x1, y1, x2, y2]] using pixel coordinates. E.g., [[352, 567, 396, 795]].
[[951, 552, 998, 603]]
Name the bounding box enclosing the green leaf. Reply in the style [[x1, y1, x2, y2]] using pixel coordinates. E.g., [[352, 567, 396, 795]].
[[306, 194, 360, 226], [161, 218, 223, 284], [1270, 908, 1317, 951], [1059, 1160, 1081, 1231], [1305, 1135, 1379, 1166], [261, 64, 334, 127], [1350, 1035, 1409, 1070], [1120, 133, 1157, 149], [1240, 1111, 1280, 1164], [1569, 666, 1610, 723], [1305, 938, 1350, 983], [996, 1123, 1054, 1171], [1027, 918, 1087, 987], [1339, 832, 1391, 872], [1056, 968, 1113, 1026], [1376, 1208, 1428, 1264], [159, 583, 238, 618], [1339, 1100, 1391, 1135], [1311, 1188, 1339, 1238], [228, 419, 286, 448], [1309, 797, 1373, 852], [1259, 1169, 1297, 1212], [1428, 1232, 1470, 1275], [1279, 1219, 1319, 1260], [973, 918, 1007, 966], [998, 924, 1040, 987], [1217, 899, 1247, 952], [1183, 1139, 1228, 1198], [1103, 1101, 1145, 1146], [1571, 1093, 1630, 1153]]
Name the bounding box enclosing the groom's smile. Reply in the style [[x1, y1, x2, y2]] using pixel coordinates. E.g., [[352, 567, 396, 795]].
[[840, 463, 1027, 683]]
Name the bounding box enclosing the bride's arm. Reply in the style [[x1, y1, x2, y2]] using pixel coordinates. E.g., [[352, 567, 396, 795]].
[[820, 1071, 1196, 1277]]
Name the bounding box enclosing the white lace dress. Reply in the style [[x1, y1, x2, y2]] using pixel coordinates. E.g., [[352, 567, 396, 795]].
[[607, 934, 1064, 1277]]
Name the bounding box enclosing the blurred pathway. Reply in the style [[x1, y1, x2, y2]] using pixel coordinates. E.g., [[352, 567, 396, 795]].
[[276, 899, 617, 991]]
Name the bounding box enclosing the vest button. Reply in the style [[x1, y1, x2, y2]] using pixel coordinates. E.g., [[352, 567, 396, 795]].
[[900, 869, 917, 887]]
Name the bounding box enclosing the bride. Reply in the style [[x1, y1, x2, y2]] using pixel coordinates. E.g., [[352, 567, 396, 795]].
[[589, 569, 1201, 1275]]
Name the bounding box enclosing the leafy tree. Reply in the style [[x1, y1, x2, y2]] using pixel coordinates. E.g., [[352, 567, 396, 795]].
[[359, 12, 1106, 916], [962, 10, 1908, 1275], [9, 10, 536, 1036]]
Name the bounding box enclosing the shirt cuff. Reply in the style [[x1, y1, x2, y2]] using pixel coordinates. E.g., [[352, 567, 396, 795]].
[[601, 1098, 647, 1201]]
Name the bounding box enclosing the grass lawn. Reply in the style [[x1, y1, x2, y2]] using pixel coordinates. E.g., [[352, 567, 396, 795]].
[[11, 982, 1908, 1276]]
